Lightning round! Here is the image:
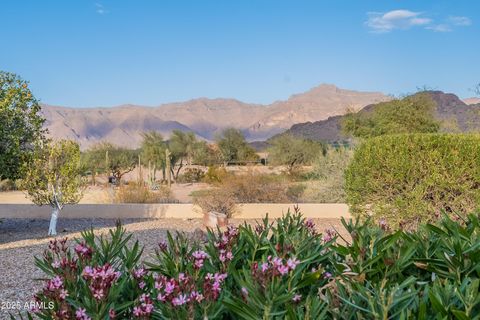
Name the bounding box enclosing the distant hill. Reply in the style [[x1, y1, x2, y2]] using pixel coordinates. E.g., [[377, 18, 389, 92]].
[[463, 97, 480, 105], [40, 84, 389, 149], [277, 91, 480, 143]]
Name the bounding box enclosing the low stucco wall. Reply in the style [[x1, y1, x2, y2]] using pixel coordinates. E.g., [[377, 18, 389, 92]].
[[0, 203, 350, 220]]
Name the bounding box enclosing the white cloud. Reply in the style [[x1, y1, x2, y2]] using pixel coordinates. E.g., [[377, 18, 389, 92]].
[[426, 24, 452, 32], [448, 16, 472, 26], [366, 10, 472, 33], [95, 3, 108, 15], [366, 10, 431, 33]]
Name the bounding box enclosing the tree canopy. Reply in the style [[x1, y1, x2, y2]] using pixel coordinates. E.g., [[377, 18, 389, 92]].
[[22, 140, 84, 235], [268, 134, 325, 172], [215, 128, 258, 164], [342, 93, 440, 139], [0, 71, 46, 180]]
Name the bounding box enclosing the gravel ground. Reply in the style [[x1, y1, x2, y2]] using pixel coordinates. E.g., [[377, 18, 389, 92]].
[[0, 218, 347, 319]]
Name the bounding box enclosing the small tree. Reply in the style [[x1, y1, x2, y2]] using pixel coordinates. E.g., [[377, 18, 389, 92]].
[[22, 140, 84, 235], [168, 130, 197, 179], [141, 131, 166, 182], [268, 134, 325, 173], [0, 71, 46, 180], [86, 142, 137, 184], [215, 128, 258, 165]]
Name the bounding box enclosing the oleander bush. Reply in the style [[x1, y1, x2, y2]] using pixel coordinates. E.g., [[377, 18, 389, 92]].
[[22, 210, 480, 319], [345, 133, 480, 229]]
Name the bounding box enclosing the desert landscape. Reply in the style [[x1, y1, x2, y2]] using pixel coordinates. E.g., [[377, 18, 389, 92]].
[[1, 1, 480, 319]]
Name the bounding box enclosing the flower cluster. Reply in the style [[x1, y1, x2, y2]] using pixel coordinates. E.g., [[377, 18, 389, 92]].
[[133, 267, 148, 289], [75, 308, 91, 320], [322, 228, 336, 243], [43, 276, 68, 300], [192, 250, 209, 269], [152, 272, 227, 308], [133, 294, 154, 317], [82, 264, 121, 300], [304, 219, 317, 235], [252, 256, 301, 287], [75, 241, 93, 260], [214, 226, 238, 265]]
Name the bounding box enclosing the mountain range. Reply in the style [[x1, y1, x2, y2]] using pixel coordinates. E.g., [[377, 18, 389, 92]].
[[41, 84, 389, 149]]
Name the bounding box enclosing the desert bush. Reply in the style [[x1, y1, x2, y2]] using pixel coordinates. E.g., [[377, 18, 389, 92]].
[[345, 133, 480, 229], [177, 168, 205, 183], [192, 188, 237, 218], [22, 211, 480, 319], [0, 179, 16, 191], [302, 147, 353, 203], [202, 166, 232, 184], [114, 182, 175, 203], [221, 173, 290, 203], [286, 183, 307, 202]]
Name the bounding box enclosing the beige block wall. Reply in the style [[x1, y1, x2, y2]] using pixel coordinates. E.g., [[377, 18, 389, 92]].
[[0, 203, 349, 220]]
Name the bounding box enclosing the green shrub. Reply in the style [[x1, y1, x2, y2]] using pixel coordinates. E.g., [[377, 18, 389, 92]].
[[176, 167, 205, 183], [202, 166, 232, 184], [345, 133, 480, 229]]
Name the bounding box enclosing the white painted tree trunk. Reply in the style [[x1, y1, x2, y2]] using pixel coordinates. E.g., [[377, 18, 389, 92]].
[[48, 205, 60, 236]]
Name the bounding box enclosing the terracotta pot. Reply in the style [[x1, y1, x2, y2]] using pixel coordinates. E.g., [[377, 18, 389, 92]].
[[203, 211, 228, 229]]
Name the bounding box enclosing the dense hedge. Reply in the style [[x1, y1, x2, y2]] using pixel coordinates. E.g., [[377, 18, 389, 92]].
[[345, 133, 480, 229]]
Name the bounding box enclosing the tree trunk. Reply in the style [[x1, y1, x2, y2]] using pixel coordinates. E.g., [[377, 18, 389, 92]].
[[48, 205, 60, 236]]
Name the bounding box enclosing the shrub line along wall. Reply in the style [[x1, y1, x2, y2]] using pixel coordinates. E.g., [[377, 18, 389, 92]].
[[0, 203, 350, 219]]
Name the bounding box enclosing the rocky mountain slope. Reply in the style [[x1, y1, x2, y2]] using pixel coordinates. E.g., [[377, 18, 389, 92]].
[[41, 84, 389, 149]]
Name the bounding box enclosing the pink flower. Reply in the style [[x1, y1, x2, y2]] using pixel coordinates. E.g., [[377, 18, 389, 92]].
[[287, 257, 300, 270], [59, 289, 69, 300], [138, 281, 146, 289], [51, 260, 61, 269], [133, 306, 142, 316], [172, 294, 188, 306], [192, 250, 209, 260], [133, 267, 146, 279], [93, 289, 105, 300], [272, 257, 283, 267], [322, 228, 336, 243], [75, 308, 89, 320], [165, 281, 175, 295], [261, 263, 269, 273], [157, 293, 166, 302], [323, 272, 333, 279], [109, 309, 116, 319], [277, 265, 289, 275], [52, 276, 63, 289], [190, 291, 204, 303], [292, 294, 302, 302]]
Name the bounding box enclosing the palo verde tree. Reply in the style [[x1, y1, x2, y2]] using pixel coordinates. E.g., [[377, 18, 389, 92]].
[[168, 130, 197, 179], [22, 140, 84, 235], [215, 128, 258, 165], [140, 131, 166, 182], [0, 71, 46, 180], [86, 142, 137, 184], [268, 134, 325, 173]]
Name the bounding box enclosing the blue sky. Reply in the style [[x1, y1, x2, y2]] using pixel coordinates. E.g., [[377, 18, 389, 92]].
[[1, 0, 478, 107]]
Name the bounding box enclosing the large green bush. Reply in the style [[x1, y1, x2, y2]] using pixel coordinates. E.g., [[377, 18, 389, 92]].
[[345, 133, 480, 229], [20, 211, 480, 319]]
